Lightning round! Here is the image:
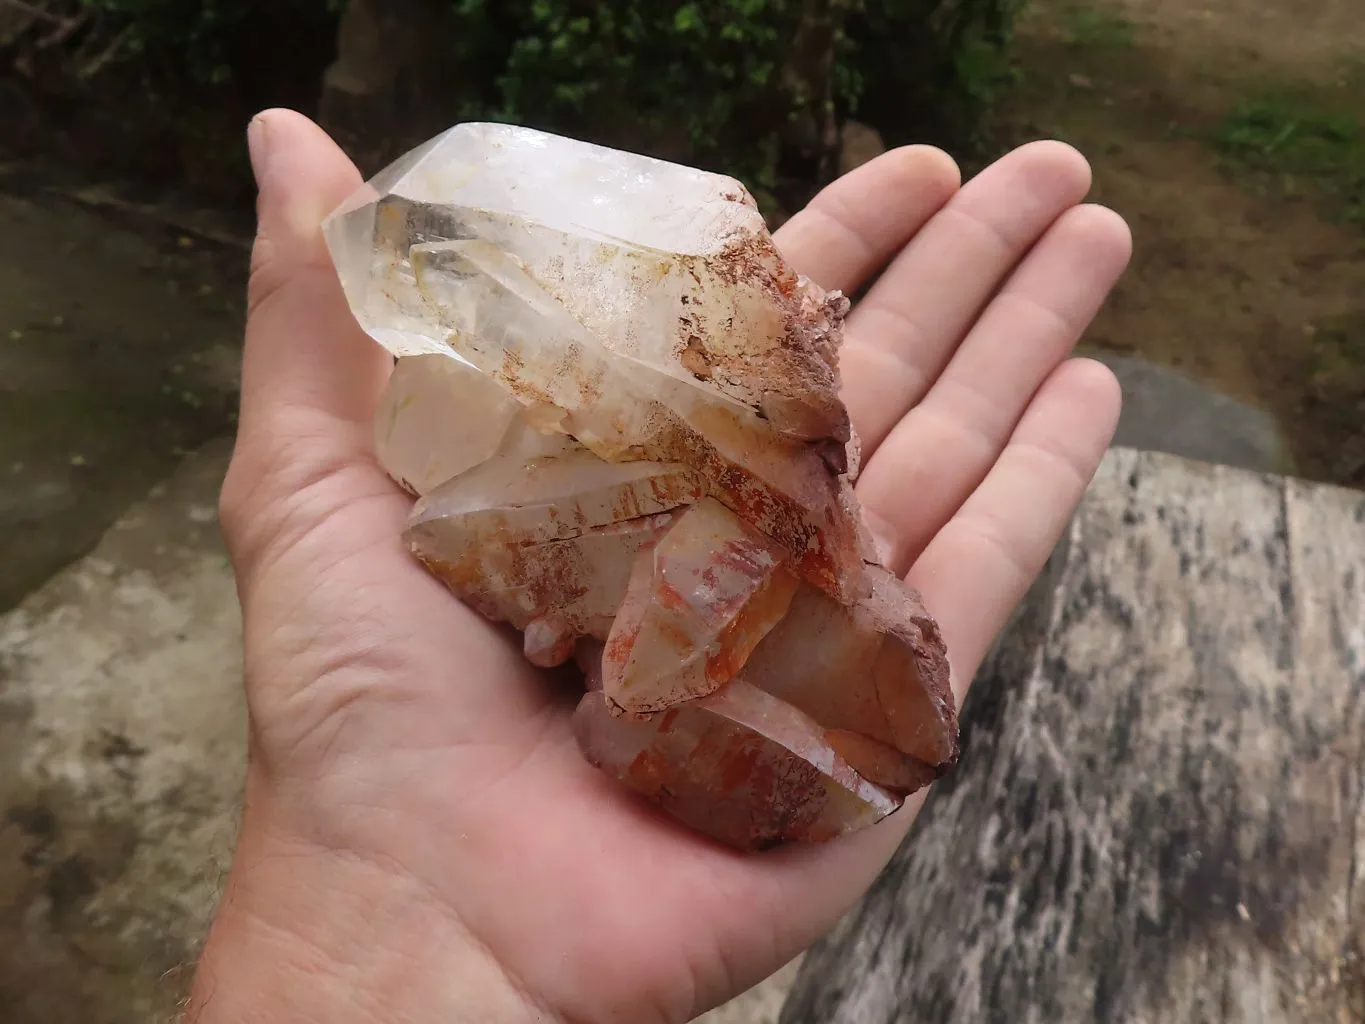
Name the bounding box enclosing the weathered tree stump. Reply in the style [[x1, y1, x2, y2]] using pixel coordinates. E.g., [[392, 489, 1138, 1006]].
[[781, 448, 1365, 1023]]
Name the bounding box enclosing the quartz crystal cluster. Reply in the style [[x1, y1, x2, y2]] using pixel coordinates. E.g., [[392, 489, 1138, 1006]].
[[323, 122, 959, 851]]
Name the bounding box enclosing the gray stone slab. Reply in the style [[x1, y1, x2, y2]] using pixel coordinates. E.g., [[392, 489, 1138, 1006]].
[[1093, 352, 1292, 475], [781, 449, 1365, 1023], [0, 440, 243, 1023]]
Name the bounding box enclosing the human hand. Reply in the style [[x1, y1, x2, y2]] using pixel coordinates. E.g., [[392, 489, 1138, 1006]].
[[188, 109, 1130, 1024]]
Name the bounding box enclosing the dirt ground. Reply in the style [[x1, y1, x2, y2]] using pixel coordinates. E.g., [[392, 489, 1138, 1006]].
[[0, 170, 245, 613], [999, 0, 1365, 488]]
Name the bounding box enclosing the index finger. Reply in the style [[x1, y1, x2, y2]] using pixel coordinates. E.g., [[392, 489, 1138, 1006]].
[[773, 145, 961, 295]]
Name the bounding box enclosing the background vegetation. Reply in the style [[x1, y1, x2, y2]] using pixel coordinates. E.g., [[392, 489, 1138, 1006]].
[[1, 0, 1027, 207], [1, 0, 1359, 488]]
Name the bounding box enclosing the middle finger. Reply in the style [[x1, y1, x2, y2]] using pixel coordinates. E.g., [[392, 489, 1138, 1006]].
[[841, 140, 1093, 457]]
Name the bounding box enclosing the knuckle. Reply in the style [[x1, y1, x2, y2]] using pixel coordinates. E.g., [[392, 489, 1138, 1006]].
[[246, 234, 286, 319], [218, 431, 283, 567], [217, 453, 257, 558]]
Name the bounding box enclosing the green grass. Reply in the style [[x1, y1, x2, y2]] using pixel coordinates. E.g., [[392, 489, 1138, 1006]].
[[1062, 8, 1135, 48], [1212, 96, 1365, 223]]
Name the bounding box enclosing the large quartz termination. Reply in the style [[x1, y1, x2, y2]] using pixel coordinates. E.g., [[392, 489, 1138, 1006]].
[[324, 122, 959, 852]]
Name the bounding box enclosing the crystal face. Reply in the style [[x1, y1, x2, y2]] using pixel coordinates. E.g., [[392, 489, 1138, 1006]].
[[324, 122, 959, 852]]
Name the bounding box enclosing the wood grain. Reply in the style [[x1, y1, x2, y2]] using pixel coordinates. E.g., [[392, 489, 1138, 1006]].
[[781, 448, 1365, 1024]]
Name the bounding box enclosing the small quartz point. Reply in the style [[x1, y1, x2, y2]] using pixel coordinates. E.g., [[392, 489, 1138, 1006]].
[[415, 512, 679, 664], [325, 122, 960, 852], [374, 353, 521, 495], [574, 682, 898, 852], [408, 447, 705, 548], [741, 567, 957, 792], [603, 498, 799, 714]]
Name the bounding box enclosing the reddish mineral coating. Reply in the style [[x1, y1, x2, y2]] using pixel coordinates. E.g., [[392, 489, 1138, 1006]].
[[864, 569, 957, 767], [648, 404, 866, 602], [413, 513, 679, 654], [573, 682, 898, 851], [740, 567, 958, 790], [407, 235, 867, 602], [603, 498, 799, 713]]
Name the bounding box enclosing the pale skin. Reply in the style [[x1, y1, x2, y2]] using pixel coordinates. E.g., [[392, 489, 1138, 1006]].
[[188, 109, 1131, 1023]]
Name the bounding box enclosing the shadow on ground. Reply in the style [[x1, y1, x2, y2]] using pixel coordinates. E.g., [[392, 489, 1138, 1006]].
[[0, 173, 245, 612]]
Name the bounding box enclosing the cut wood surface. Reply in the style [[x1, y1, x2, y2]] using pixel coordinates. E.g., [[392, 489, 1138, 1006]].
[[781, 447, 1365, 1024]]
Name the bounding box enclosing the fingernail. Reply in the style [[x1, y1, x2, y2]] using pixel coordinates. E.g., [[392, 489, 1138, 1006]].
[[247, 115, 270, 186]]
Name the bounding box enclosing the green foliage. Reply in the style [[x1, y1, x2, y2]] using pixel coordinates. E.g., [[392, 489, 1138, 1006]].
[[841, 0, 1029, 152], [63, 0, 1029, 202], [1214, 97, 1365, 224], [75, 0, 341, 87], [438, 0, 795, 189], [440, 0, 1027, 198]]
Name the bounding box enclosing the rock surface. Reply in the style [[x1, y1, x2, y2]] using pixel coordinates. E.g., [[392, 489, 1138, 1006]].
[[1092, 352, 1292, 474], [0, 441, 243, 1023], [780, 448, 1365, 1023], [0, 185, 242, 614], [699, 958, 807, 1024]]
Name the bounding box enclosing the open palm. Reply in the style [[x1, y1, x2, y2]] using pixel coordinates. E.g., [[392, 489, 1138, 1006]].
[[203, 110, 1130, 1024]]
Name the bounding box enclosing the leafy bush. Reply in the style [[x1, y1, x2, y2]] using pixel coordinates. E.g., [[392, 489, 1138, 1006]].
[[442, 1, 799, 185], [74, 0, 341, 87], [843, 0, 1030, 152], [35, 0, 1027, 202], [1214, 97, 1364, 224], [430, 0, 1027, 199]]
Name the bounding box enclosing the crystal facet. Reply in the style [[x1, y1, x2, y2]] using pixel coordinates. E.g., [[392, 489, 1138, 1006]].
[[374, 352, 522, 495], [573, 682, 899, 851], [603, 497, 799, 714], [325, 122, 960, 852]]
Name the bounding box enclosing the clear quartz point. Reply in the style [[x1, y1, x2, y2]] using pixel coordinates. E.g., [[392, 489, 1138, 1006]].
[[740, 567, 957, 791], [324, 122, 959, 851]]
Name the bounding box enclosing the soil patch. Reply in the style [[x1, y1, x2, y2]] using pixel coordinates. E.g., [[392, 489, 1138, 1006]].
[[0, 170, 244, 612], [995, 0, 1365, 487]]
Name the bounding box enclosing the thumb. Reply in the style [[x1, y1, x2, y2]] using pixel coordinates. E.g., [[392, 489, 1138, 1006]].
[[246, 108, 363, 317], [220, 110, 396, 568], [237, 108, 390, 431]]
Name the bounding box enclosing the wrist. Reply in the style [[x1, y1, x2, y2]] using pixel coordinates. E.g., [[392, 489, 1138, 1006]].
[[187, 789, 551, 1024]]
